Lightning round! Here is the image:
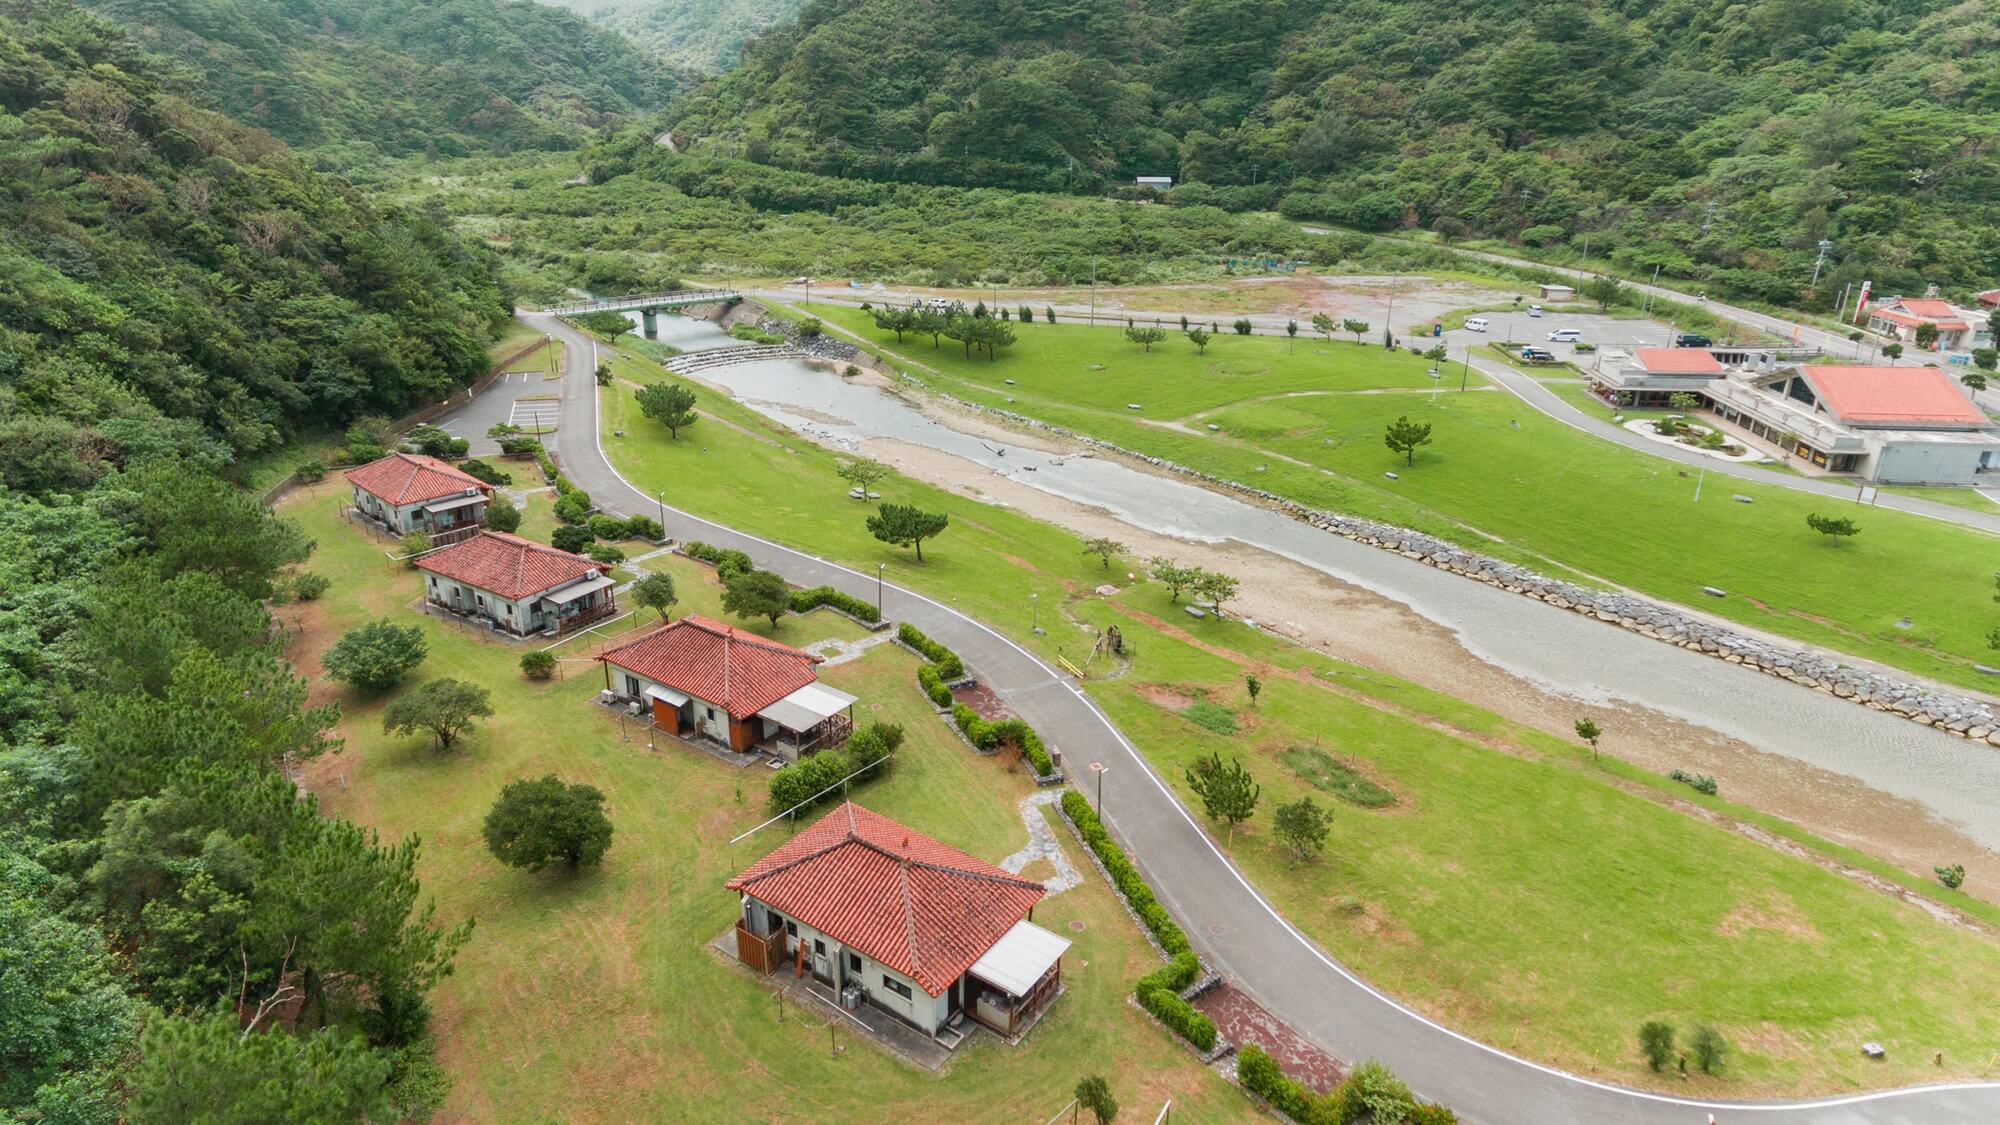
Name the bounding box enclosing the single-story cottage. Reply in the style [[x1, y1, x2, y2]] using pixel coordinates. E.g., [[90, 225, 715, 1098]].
[[415, 531, 617, 637], [727, 802, 1068, 1042], [597, 614, 857, 759], [1538, 283, 1576, 301], [1864, 296, 1993, 353], [346, 452, 491, 542]]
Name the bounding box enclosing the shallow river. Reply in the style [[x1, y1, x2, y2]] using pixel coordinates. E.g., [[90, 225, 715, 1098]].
[[674, 347, 2000, 851]]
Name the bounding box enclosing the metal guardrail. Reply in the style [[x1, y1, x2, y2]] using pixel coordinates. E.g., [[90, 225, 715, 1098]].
[[546, 289, 739, 316]]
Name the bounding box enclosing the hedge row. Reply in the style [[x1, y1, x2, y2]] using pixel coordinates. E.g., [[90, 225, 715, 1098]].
[[1062, 790, 1189, 955], [895, 622, 963, 679], [1238, 1045, 1458, 1125], [916, 664, 952, 707], [766, 722, 903, 812], [683, 540, 753, 579], [790, 585, 880, 624], [950, 704, 1055, 777], [1137, 971, 1217, 1052], [588, 513, 665, 542]]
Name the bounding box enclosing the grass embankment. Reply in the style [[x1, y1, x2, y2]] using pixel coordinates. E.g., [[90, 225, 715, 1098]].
[[586, 331, 2000, 1094], [821, 306, 2000, 692], [281, 483, 1235, 1121]]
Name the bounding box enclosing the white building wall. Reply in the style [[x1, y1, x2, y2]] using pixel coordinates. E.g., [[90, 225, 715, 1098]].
[[423, 574, 537, 634], [742, 895, 943, 1032], [1869, 441, 1987, 486]]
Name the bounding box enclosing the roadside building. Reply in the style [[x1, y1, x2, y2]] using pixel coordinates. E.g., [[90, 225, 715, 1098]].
[[1538, 283, 1577, 301], [1585, 347, 1725, 408], [597, 614, 856, 758], [1865, 295, 1994, 353], [414, 530, 616, 637], [726, 802, 1067, 1044], [1703, 365, 2000, 482], [345, 452, 491, 544]]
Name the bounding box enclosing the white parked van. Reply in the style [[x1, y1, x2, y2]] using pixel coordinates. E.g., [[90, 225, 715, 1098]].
[[1527, 304, 1544, 317], [1547, 328, 1583, 343], [1463, 317, 1490, 333]]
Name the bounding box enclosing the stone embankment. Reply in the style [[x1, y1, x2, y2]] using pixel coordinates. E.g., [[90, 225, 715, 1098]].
[[921, 386, 2000, 746]]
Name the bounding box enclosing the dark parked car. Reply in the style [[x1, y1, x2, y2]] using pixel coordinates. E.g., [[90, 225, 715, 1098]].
[[1676, 333, 1712, 348]]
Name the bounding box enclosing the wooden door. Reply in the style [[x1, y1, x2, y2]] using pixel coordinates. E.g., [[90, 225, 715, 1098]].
[[651, 697, 678, 733]]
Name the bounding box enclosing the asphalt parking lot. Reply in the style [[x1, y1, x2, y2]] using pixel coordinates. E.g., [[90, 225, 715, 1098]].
[[446, 371, 558, 455], [1441, 310, 1679, 366]]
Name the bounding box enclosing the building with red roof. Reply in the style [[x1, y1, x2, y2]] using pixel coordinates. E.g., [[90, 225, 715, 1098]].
[[598, 614, 856, 756], [1698, 364, 2000, 483], [1585, 345, 1728, 407], [344, 452, 492, 539], [415, 531, 616, 637], [1864, 295, 1992, 353], [726, 802, 1067, 1041]]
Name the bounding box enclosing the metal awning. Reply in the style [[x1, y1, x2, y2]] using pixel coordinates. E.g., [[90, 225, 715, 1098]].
[[424, 492, 485, 513], [642, 683, 689, 708], [542, 575, 615, 604], [755, 682, 858, 731], [968, 920, 1070, 997]]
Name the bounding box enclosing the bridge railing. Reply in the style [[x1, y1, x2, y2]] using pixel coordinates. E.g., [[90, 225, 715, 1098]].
[[545, 289, 739, 316]]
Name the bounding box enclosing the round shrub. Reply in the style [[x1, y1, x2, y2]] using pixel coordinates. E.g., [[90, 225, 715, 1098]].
[[521, 651, 557, 680]]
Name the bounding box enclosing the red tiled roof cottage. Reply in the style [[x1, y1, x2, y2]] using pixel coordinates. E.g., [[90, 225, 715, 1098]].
[[345, 451, 491, 506], [415, 531, 600, 601], [599, 614, 821, 720], [727, 802, 1043, 996], [1799, 366, 1987, 427]]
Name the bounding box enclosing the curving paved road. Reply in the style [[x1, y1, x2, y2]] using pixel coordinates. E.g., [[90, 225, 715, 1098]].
[[481, 310, 2000, 1123]]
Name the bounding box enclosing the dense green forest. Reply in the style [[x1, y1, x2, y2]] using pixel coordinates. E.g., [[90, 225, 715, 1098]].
[[541, 0, 802, 72], [660, 0, 2000, 307], [82, 0, 688, 159], [2, 5, 487, 1117], [1, 0, 514, 465]]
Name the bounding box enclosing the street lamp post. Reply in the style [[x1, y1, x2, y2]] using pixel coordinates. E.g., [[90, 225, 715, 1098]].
[[1091, 762, 1110, 816], [1030, 593, 1043, 636], [656, 490, 666, 533], [1460, 347, 1471, 392], [876, 563, 885, 619]]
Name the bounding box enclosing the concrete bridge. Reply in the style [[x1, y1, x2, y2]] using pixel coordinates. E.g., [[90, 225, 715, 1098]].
[[545, 288, 740, 336]]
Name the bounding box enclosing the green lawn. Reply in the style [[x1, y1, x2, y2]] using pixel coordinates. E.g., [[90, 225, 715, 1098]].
[[280, 482, 1238, 1121], [580, 328, 2000, 1095], [822, 307, 2000, 691], [1069, 584, 2000, 1094]]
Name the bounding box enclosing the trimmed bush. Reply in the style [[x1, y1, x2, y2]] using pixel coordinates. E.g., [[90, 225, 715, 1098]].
[[683, 540, 753, 579], [294, 459, 326, 483], [950, 705, 1055, 776], [766, 724, 901, 814], [585, 543, 626, 565], [916, 664, 952, 707], [790, 585, 881, 623], [553, 490, 593, 525], [1136, 982, 1217, 1050], [520, 651, 556, 680], [1062, 791, 1190, 956], [289, 572, 330, 601], [458, 458, 512, 486], [551, 525, 594, 553], [1331, 1061, 1417, 1125], [897, 622, 964, 678], [1237, 1044, 1314, 1120], [588, 514, 629, 540], [498, 435, 543, 457]]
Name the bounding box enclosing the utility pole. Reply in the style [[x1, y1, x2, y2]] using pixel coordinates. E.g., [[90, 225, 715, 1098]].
[[1640, 264, 1663, 317], [1460, 347, 1471, 392], [1088, 257, 1097, 326], [1809, 240, 1833, 290]]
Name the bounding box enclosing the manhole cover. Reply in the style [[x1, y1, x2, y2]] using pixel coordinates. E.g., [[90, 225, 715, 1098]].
[[1068, 920, 1087, 933], [1208, 923, 1228, 937]]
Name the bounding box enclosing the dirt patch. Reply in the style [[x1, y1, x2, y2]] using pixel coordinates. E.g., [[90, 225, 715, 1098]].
[[1717, 895, 1821, 941], [951, 681, 1013, 721], [1134, 682, 1198, 712], [1197, 983, 1345, 1093]]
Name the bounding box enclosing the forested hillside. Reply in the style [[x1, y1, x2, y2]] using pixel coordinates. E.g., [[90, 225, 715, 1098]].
[[541, 0, 802, 72], [660, 0, 2000, 306], [83, 0, 688, 159], [3, 8, 486, 1116], [0, 0, 512, 467]]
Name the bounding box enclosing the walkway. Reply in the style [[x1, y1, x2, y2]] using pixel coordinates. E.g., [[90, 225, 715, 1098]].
[[491, 308, 2000, 1124]]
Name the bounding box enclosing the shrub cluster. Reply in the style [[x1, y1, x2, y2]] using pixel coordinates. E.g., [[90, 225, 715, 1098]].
[[457, 458, 511, 486], [588, 514, 664, 542], [498, 435, 543, 457], [1667, 768, 1718, 796], [1238, 1046, 1455, 1125], [766, 722, 903, 812], [294, 459, 327, 484], [1135, 956, 1216, 1052], [520, 651, 556, 681], [896, 622, 963, 678], [1061, 791, 1188, 955], [789, 585, 880, 623], [916, 664, 952, 707], [950, 704, 1054, 776], [683, 540, 754, 580]]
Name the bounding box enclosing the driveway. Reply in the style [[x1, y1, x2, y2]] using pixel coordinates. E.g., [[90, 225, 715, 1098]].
[[480, 309, 2000, 1124]]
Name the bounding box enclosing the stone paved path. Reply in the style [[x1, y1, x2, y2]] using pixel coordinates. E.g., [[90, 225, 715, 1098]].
[[999, 791, 1081, 896]]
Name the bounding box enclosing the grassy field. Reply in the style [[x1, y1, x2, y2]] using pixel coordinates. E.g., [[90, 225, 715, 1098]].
[[820, 307, 2000, 691], [577, 332, 2000, 1094], [280, 482, 1239, 1121]]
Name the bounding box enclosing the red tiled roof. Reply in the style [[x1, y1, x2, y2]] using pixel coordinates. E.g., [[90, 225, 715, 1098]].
[[1633, 347, 1723, 376], [1800, 366, 1988, 427], [599, 614, 820, 719], [344, 452, 492, 506], [415, 531, 601, 600], [1975, 289, 2000, 309], [727, 802, 1044, 996], [1893, 298, 1958, 319]]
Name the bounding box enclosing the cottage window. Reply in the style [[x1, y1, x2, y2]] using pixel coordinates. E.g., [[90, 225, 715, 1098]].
[[881, 976, 911, 1000], [625, 675, 641, 697], [847, 952, 861, 973], [785, 921, 798, 937]]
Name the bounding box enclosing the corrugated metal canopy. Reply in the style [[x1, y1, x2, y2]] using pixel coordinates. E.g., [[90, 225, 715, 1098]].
[[756, 681, 857, 731], [423, 491, 486, 512], [967, 920, 1069, 997], [642, 683, 689, 707], [542, 575, 614, 604]]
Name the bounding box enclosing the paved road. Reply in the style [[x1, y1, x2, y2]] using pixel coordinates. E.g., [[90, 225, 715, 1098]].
[[763, 287, 1999, 532], [485, 310, 2000, 1124]]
